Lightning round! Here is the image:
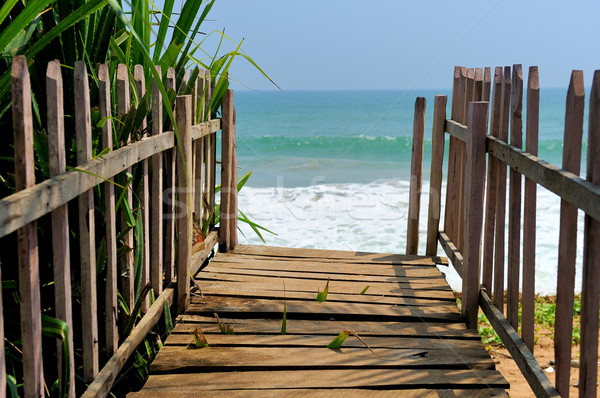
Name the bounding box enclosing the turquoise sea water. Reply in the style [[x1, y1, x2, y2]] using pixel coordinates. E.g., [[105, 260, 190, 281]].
[[231, 88, 588, 293]]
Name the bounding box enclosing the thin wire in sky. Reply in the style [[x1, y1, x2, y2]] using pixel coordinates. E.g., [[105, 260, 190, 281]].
[[338, 0, 501, 160]]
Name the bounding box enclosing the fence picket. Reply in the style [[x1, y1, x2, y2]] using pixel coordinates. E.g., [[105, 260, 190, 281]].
[[12, 55, 44, 397], [75, 60, 99, 382], [457, 68, 473, 252], [47, 60, 76, 397], [426, 95, 447, 256], [555, 70, 585, 397], [204, 70, 216, 228], [462, 101, 489, 329], [164, 67, 177, 283], [507, 64, 523, 330], [151, 66, 164, 296], [580, 69, 600, 398], [482, 67, 492, 102], [522, 66, 539, 352], [493, 66, 511, 312], [474, 68, 483, 101], [194, 70, 205, 216], [444, 67, 461, 241], [406, 97, 426, 255], [134, 65, 151, 312]]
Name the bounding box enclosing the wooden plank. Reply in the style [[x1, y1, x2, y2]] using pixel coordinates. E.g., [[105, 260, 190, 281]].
[[203, 70, 216, 228], [454, 67, 468, 250], [521, 66, 539, 353], [444, 67, 462, 239], [139, 369, 508, 390], [189, 230, 219, 275], [175, 316, 478, 338], [176, 95, 193, 312], [482, 67, 503, 292], [99, 64, 118, 358], [75, 60, 99, 382], [493, 66, 511, 312], [164, 67, 177, 283], [438, 231, 464, 277], [579, 69, 600, 397], [193, 70, 205, 214], [134, 65, 151, 312], [426, 95, 447, 256], [407, 97, 426, 255], [479, 290, 559, 397], [456, 68, 473, 253], [220, 89, 237, 251], [187, 296, 462, 321], [164, 333, 485, 351], [12, 55, 44, 398], [116, 63, 135, 313], [150, 346, 493, 374], [507, 64, 523, 330], [231, 244, 447, 265], [81, 286, 174, 398], [554, 70, 585, 397], [47, 60, 76, 397], [129, 388, 507, 398], [0, 119, 220, 240], [151, 65, 164, 296], [461, 101, 488, 329], [482, 67, 492, 102], [474, 68, 483, 101]]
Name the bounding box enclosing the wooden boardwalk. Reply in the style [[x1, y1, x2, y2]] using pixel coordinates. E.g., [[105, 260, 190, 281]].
[[130, 245, 508, 397]]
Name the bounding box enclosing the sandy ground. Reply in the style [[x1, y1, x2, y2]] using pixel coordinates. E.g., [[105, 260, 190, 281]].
[[486, 328, 600, 397]]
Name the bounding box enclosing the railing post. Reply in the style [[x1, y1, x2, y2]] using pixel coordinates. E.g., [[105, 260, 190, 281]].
[[220, 89, 238, 252], [406, 97, 425, 255], [151, 66, 164, 296], [425, 95, 447, 256], [176, 95, 193, 312], [461, 101, 489, 329]]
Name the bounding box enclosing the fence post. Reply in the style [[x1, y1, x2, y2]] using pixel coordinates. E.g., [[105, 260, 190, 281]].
[[555, 70, 585, 397], [220, 89, 238, 252], [426, 95, 447, 256], [164, 67, 177, 284], [461, 101, 489, 329], [151, 66, 164, 296], [176, 95, 193, 311], [580, 69, 600, 398], [407, 97, 426, 255], [12, 55, 44, 397]]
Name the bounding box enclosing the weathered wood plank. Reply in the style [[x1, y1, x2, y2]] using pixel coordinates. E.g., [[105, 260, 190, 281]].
[[474, 68, 483, 101], [193, 70, 205, 214], [75, 60, 99, 382], [554, 70, 585, 397], [150, 346, 493, 374], [522, 66, 539, 353], [479, 291, 559, 397], [176, 95, 193, 312], [139, 369, 508, 390], [426, 95, 447, 256], [12, 54, 44, 398], [507, 64, 523, 330], [134, 65, 151, 312], [461, 101, 488, 329], [579, 69, 600, 397], [482, 67, 503, 292], [407, 97, 425, 255], [220, 89, 237, 251], [151, 65, 164, 296], [456, 68, 472, 252], [493, 66, 511, 312], [438, 231, 464, 277], [47, 60, 76, 397], [164, 67, 177, 284], [483, 67, 492, 102], [444, 67, 462, 239]]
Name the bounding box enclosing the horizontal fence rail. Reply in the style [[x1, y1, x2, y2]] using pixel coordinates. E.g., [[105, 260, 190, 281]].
[[0, 56, 239, 397], [414, 64, 600, 397]]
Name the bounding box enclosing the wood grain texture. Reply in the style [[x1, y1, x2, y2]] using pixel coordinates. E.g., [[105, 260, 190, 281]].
[[407, 97, 426, 255], [164, 67, 177, 283], [151, 65, 164, 296], [220, 90, 237, 251], [12, 55, 44, 398], [444, 67, 462, 239], [482, 67, 492, 102], [507, 64, 523, 330], [554, 70, 585, 397], [521, 66, 539, 353], [579, 69, 600, 397], [426, 96, 447, 256], [47, 60, 76, 397], [474, 68, 483, 101], [461, 102, 489, 329], [75, 60, 99, 382], [456, 68, 471, 252]]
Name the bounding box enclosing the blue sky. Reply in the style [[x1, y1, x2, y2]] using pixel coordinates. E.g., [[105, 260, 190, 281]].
[[199, 1, 600, 91]]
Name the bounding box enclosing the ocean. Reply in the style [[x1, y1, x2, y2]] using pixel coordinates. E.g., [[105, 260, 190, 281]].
[[229, 88, 588, 294]]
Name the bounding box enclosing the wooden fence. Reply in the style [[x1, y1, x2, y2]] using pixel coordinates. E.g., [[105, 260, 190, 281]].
[[0, 56, 238, 397], [407, 64, 600, 397]]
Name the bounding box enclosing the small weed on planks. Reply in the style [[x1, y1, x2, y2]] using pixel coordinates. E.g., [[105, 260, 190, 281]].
[[327, 330, 375, 354], [360, 286, 370, 295], [191, 328, 209, 348], [214, 312, 235, 334], [316, 277, 330, 302]]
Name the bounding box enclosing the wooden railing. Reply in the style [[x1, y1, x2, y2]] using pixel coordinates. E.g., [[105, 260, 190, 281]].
[[408, 64, 600, 397], [0, 56, 238, 397]]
